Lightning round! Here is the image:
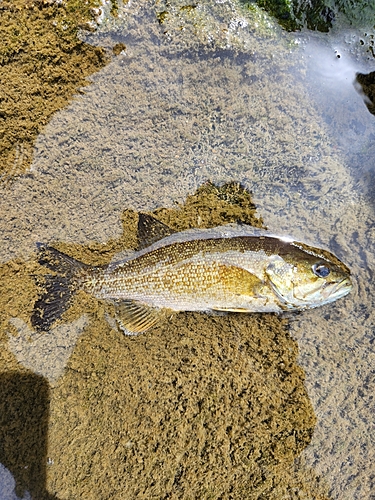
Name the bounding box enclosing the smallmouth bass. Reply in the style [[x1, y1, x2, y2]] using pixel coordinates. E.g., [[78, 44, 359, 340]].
[[32, 214, 352, 334]]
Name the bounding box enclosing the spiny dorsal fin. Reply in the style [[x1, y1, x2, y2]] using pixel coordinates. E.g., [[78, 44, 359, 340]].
[[114, 300, 172, 335], [137, 213, 176, 250]]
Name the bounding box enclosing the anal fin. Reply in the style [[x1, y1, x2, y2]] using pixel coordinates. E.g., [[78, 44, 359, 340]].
[[113, 300, 171, 335]]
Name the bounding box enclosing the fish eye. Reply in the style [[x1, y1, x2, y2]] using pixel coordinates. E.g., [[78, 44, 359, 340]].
[[312, 263, 330, 278]]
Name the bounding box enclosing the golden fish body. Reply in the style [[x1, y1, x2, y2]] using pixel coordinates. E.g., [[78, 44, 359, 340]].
[[32, 214, 352, 334], [92, 236, 311, 313]]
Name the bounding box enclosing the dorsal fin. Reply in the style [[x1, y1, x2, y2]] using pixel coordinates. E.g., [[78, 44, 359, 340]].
[[137, 213, 176, 250]]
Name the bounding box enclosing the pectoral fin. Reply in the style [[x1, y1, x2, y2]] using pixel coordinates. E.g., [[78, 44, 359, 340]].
[[113, 300, 171, 335], [212, 265, 264, 313], [217, 264, 263, 294]]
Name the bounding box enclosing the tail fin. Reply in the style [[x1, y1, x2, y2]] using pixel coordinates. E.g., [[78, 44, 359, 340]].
[[31, 244, 90, 332]]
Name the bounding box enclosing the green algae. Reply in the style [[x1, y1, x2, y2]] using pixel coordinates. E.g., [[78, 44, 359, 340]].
[[246, 0, 375, 33]]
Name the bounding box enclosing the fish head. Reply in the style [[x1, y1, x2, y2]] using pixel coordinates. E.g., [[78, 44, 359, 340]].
[[265, 241, 353, 310]]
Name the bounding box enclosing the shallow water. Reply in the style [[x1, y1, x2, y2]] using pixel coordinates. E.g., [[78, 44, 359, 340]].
[[0, 0, 374, 498]]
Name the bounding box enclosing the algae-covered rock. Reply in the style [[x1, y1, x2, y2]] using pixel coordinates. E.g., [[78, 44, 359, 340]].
[[0, 0, 109, 182]]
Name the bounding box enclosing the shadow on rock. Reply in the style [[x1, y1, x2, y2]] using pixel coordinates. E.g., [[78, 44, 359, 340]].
[[0, 372, 58, 500]]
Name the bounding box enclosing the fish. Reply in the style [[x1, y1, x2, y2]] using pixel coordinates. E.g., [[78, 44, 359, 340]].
[[31, 214, 352, 335]]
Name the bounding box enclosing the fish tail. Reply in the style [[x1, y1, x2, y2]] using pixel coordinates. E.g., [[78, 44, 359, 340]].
[[31, 244, 91, 332]]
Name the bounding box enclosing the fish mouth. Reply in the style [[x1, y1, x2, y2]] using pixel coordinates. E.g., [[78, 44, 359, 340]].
[[271, 276, 352, 309], [292, 277, 352, 306], [320, 277, 352, 301]]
